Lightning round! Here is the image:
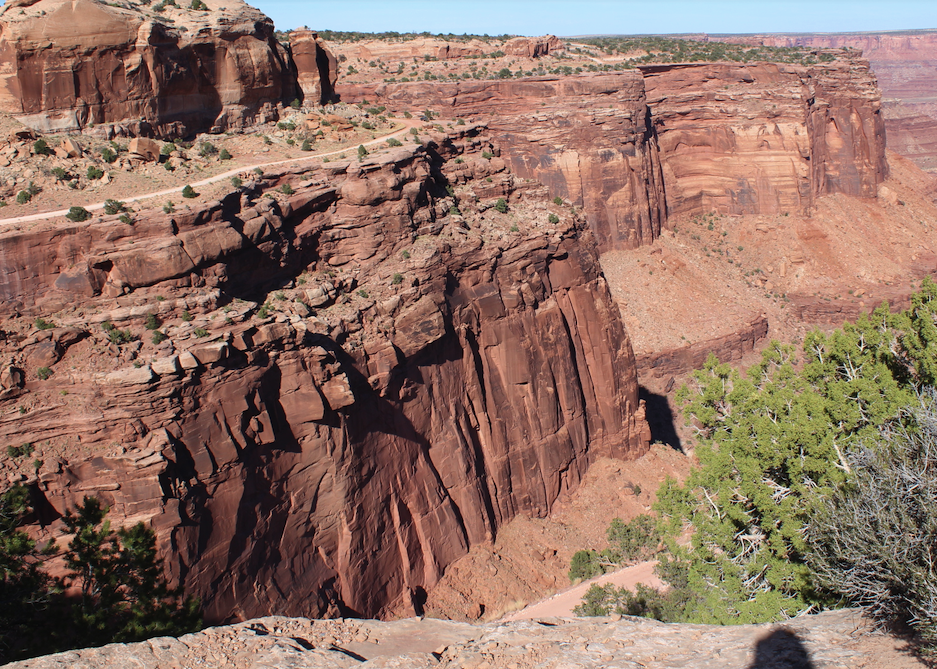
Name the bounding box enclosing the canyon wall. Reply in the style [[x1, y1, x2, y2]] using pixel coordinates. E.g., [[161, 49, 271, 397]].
[[0, 0, 295, 137], [289, 30, 338, 105], [0, 127, 649, 623], [707, 31, 937, 172], [338, 55, 886, 249]]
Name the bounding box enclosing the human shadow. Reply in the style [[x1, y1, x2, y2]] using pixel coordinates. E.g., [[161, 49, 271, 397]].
[[747, 628, 814, 669]]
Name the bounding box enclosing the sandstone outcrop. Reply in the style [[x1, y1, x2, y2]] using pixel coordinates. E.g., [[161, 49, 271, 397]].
[[329, 37, 488, 63], [502, 35, 562, 58], [0, 609, 893, 669], [0, 0, 295, 137], [0, 126, 649, 624], [641, 58, 887, 218], [707, 31, 937, 173], [339, 75, 668, 252], [289, 30, 338, 105], [338, 54, 887, 250]]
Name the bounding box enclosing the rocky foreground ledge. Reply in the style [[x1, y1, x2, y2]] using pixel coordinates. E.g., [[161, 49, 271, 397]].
[[0, 609, 905, 669]]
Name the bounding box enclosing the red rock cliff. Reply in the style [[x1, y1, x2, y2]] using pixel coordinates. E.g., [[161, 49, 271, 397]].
[[0, 127, 649, 622], [289, 30, 338, 105], [339, 75, 668, 252], [0, 0, 296, 137], [338, 57, 886, 248], [642, 58, 887, 217]]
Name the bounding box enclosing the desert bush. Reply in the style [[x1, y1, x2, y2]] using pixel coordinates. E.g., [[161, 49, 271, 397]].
[[231, 176, 242, 188], [34, 318, 55, 330], [15, 190, 30, 204], [494, 198, 507, 213], [357, 144, 368, 160], [386, 137, 402, 147], [36, 367, 51, 380], [86, 166, 104, 180], [281, 184, 294, 195], [103, 199, 125, 215], [163, 201, 175, 214], [806, 390, 937, 650], [32, 139, 50, 156], [219, 148, 232, 160], [181, 185, 198, 199], [119, 214, 134, 225], [301, 139, 312, 151], [144, 313, 161, 330], [198, 142, 217, 157], [65, 206, 90, 222], [548, 213, 559, 224]]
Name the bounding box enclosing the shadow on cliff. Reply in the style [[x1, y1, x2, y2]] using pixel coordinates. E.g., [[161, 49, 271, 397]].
[[639, 386, 682, 451], [747, 628, 814, 669]]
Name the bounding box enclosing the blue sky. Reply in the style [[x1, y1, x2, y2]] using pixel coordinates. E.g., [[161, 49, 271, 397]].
[[253, 1, 937, 35]]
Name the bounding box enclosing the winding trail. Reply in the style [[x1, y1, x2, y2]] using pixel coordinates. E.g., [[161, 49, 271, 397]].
[[0, 118, 420, 227]]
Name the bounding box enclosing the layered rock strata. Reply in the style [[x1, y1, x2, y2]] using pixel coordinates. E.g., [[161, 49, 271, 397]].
[[0, 0, 295, 137], [0, 126, 649, 623], [338, 55, 887, 250], [340, 75, 668, 252], [641, 59, 887, 218]]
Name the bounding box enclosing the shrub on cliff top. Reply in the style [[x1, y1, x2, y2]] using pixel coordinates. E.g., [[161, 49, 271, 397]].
[[181, 185, 198, 199], [65, 206, 89, 222]]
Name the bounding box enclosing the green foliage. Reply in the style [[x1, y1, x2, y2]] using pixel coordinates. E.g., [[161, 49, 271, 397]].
[[568, 514, 660, 583], [553, 196, 563, 205], [198, 142, 217, 157], [482, 151, 493, 160], [6, 443, 33, 459], [34, 318, 55, 331], [66, 206, 90, 222], [231, 176, 242, 188], [103, 199, 125, 216], [494, 198, 507, 213], [650, 280, 937, 624], [290, 98, 301, 109], [36, 367, 51, 381], [32, 139, 50, 156], [107, 328, 135, 345], [160, 142, 175, 156], [181, 310, 193, 322], [144, 313, 161, 330], [86, 166, 105, 180], [189, 0, 207, 9], [386, 137, 402, 147], [181, 185, 198, 199], [574, 582, 684, 621], [15, 190, 30, 205], [193, 327, 208, 338], [151, 331, 168, 345], [357, 289, 369, 299], [51, 167, 67, 181], [548, 213, 559, 224], [163, 201, 175, 214], [101, 148, 117, 164], [256, 303, 271, 319], [357, 144, 369, 160], [391, 272, 403, 285], [219, 148, 232, 161], [119, 214, 134, 225], [281, 184, 294, 195], [301, 139, 313, 151], [806, 390, 937, 650]]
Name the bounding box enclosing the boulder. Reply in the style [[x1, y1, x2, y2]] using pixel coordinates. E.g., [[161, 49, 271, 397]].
[[128, 138, 161, 162]]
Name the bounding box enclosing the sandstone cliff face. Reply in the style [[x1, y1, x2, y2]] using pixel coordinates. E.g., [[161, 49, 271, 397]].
[[0, 0, 295, 137], [0, 127, 649, 623], [339, 75, 668, 252], [289, 30, 338, 105], [338, 57, 886, 250], [642, 59, 887, 218], [330, 37, 489, 62], [707, 31, 937, 173]]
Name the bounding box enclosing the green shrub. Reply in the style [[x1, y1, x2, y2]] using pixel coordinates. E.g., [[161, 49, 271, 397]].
[[219, 148, 232, 160], [119, 214, 134, 225], [163, 201, 175, 214], [482, 151, 493, 160], [181, 310, 193, 322], [181, 185, 198, 199], [34, 318, 55, 330], [198, 142, 217, 157], [257, 303, 271, 319], [36, 367, 51, 380], [51, 167, 67, 181], [403, 111, 413, 119], [281, 184, 294, 195], [107, 328, 135, 345], [193, 327, 208, 338], [160, 142, 175, 156], [6, 443, 34, 458], [103, 199, 125, 215], [357, 144, 368, 160], [301, 139, 312, 151], [290, 98, 301, 109], [32, 139, 50, 156], [15, 190, 31, 205], [357, 289, 368, 299], [144, 313, 161, 330], [548, 213, 559, 224], [101, 148, 117, 163], [231, 176, 242, 188], [87, 166, 104, 180], [386, 137, 402, 147], [391, 273, 403, 285], [151, 330, 168, 345], [553, 196, 563, 205], [494, 198, 507, 213], [65, 206, 89, 222], [456, 118, 465, 126]]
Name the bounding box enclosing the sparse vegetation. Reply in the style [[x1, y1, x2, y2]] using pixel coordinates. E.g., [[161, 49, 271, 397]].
[[231, 176, 242, 188], [494, 198, 508, 213], [219, 148, 232, 160], [34, 318, 55, 330], [181, 185, 198, 199], [66, 206, 89, 222], [151, 330, 168, 345], [386, 137, 402, 147], [281, 184, 294, 195], [86, 166, 105, 180], [36, 367, 51, 380], [103, 199, 126, 215]]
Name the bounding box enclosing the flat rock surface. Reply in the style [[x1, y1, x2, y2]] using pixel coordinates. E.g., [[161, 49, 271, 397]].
[[2, 609, 924, 669]]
